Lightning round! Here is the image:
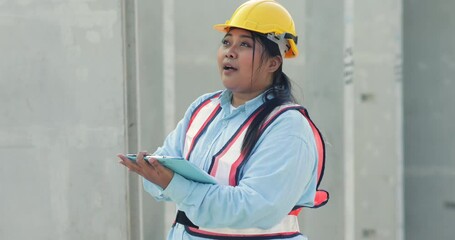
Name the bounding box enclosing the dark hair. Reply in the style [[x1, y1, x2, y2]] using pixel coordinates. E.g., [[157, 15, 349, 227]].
[[241, 31, 296, 158]]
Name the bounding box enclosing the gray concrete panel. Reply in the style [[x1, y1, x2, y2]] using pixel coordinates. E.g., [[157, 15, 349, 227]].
[[0, 1, 128, 240], [403, 1, 455, 239], [300, 0, 345, 239], [124, 0, 167, 239], [174, 0, 237, 119], [352, 0, 404, 239]]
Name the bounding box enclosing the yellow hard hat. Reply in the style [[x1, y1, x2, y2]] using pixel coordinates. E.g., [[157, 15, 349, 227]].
[[214, 0, 298, 58]]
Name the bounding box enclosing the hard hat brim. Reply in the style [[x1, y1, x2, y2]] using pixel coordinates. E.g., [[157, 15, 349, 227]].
[[213, 23, 267, 34], [213, 24, 230, 33]]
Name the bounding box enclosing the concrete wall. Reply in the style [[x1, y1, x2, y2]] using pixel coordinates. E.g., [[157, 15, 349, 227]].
[[2, 0, 454, 240], [123, 0, 167, 239], [350, 0, 404, 239], [403, 1, 455, 240], [0, 1, 128, 240], [303, 0, 404, 239], [300, 0, 345, 239]]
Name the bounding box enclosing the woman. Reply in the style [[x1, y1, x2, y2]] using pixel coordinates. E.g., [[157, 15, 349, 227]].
[[118, 0, 328, 239]]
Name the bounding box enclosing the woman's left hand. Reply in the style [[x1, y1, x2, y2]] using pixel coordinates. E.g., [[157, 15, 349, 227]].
[[117, 151, 174, 189]]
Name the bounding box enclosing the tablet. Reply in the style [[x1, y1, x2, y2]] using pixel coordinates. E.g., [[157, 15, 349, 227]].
[[126, 154, 217, 184]]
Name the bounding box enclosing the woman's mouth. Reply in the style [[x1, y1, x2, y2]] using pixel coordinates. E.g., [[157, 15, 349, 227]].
[[223, 64, 238, 73]]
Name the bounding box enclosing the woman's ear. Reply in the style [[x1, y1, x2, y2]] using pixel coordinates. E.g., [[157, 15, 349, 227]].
[[266, 55, 283, 73]]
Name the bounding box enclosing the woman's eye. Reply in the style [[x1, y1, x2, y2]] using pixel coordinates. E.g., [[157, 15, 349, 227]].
[[240, 42, 251, 47], [221, 39, 230, 46]]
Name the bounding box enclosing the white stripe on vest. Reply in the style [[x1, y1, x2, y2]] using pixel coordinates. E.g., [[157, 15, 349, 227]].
[[187, 215, 300, 237], [184, 95, 222, 160]]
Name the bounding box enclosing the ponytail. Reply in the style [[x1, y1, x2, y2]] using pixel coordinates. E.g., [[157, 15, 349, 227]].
[[241, 32, 296, 157]]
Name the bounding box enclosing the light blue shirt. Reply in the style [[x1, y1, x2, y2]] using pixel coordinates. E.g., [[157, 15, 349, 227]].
[[143, 90, 318, 240]]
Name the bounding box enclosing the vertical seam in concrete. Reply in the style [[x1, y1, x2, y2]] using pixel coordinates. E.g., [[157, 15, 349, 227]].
[[163, 0, 176, 237], [120, 0, 132, 239], [396, 2, 404, 239], [344, 85, 355, 240], [344, 0, 355, 239], [132, 0, 144, 239], [397, 79, 404, 240], [163, 0, 176, 130]]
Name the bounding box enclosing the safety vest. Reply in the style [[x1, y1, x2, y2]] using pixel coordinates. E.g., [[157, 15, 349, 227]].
[[180, 92, 329, 239]]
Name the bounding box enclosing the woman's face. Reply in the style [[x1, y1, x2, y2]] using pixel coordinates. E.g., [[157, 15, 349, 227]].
[[217, 28, 273, 95]]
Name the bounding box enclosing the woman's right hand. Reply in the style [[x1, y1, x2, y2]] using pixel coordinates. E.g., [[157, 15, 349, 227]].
[[118, 151, 174, 189]]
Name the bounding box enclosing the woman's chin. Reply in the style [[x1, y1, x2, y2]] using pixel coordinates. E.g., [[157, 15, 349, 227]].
[[221, 79, 237, 91]]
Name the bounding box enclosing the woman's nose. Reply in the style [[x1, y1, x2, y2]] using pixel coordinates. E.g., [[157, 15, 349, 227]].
[[225, 46, 238, 59]]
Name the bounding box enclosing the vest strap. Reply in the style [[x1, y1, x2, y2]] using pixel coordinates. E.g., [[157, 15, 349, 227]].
[[195, 215, 299, 235], [175, 210, 300, 238], [175, 210, 198, 229]]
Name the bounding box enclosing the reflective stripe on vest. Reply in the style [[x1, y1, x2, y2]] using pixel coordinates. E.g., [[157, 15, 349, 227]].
[[207, 105, 263, 186], [184, 92, 222, 160], [185, 215, 300, 239]]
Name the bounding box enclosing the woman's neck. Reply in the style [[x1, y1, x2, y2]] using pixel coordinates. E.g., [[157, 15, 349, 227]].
[[231, 90, 263, 107]]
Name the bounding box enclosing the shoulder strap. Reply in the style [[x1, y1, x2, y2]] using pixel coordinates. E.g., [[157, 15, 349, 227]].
[[258, 104, 329, 208]]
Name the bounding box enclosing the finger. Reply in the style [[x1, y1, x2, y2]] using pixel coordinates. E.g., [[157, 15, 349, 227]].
[[119, 160, 134, 171], [136, 151, 150, 168], [117, 154, 131, 162], [117, 154, 140, 172], [136, 152, 147, 167], [119, 161, 129, 168], [149, 157, 159, 167], [137, 151, 149, 160], [148, 157, 161, 170], [119, 161, 142, 175]]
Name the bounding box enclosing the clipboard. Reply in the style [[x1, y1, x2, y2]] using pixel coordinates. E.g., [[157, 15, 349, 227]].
[[126, 154, 217, 184]]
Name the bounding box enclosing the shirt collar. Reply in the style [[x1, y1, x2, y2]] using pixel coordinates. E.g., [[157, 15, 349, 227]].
[[219, 89, 267, 115]]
